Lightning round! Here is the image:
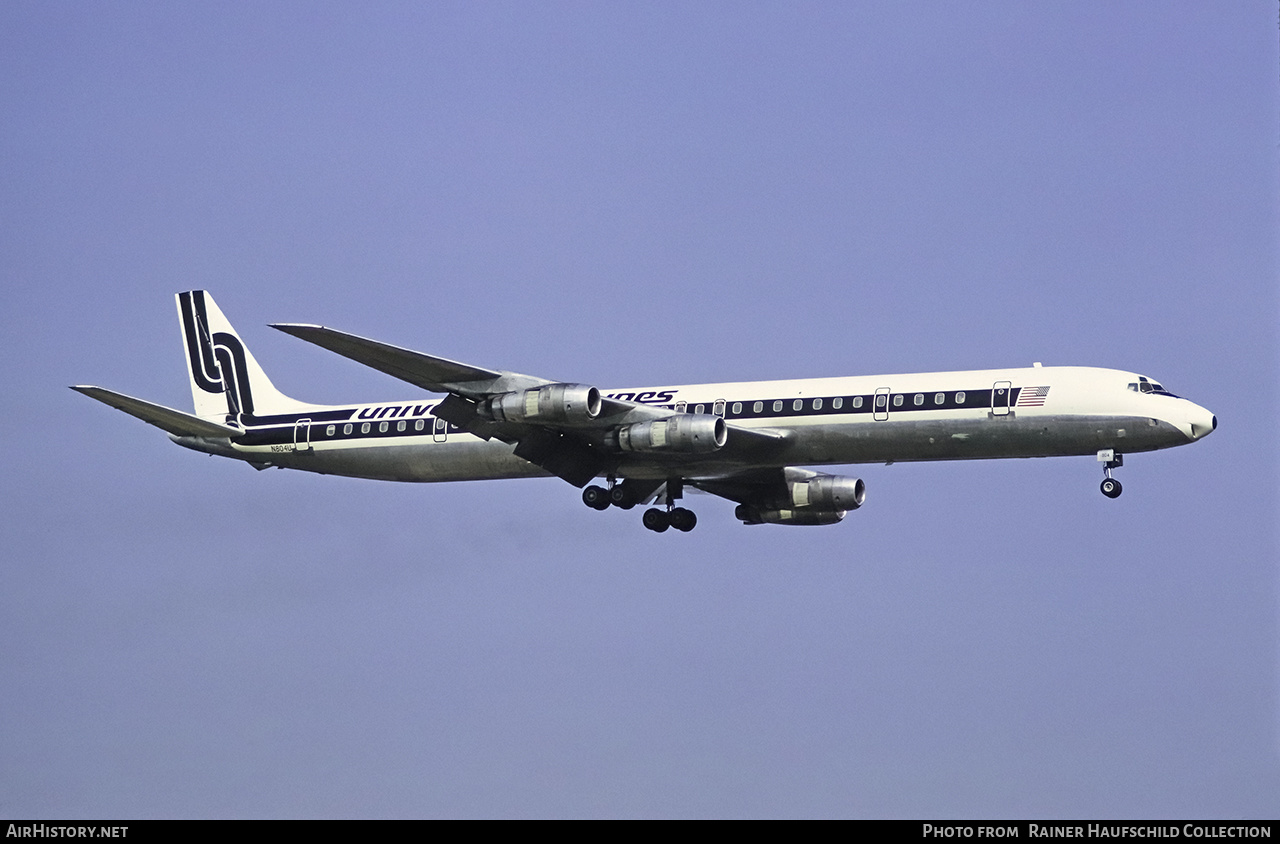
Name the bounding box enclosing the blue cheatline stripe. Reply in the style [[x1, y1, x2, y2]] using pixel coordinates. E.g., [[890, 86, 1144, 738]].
[[231, 386, 1030, 447], [655, 386, 1016, 420], [237, 415, 454, 447]]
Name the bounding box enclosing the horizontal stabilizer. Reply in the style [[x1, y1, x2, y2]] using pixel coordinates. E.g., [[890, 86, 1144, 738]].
[[70, 386, 242, 438], [270, 323, 518, 395]]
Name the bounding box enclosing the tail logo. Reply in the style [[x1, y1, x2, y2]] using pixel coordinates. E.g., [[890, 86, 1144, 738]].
[[178, 291, 256, 418]]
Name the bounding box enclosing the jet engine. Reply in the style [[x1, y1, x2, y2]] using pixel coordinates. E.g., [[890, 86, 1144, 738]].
[[732, 473, 865, 525], [734, 505, 847, 526], [612, 414, 727, 453], [784, 475, 865, 511], [485, 383, 602, 425]]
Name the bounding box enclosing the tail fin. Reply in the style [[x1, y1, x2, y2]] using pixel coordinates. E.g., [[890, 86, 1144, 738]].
[[175, 291, 306, 424]]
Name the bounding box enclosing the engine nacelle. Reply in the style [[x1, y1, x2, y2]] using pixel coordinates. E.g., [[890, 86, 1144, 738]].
[[788, 475, 865, 511], [486, 383, 601, 425], [735, 505, 847, 526], [613, 414, 727, 453], [735, 473, 865, 524]]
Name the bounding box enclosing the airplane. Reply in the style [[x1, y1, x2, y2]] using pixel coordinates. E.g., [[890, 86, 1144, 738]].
[[72, 291, 1217, 532]]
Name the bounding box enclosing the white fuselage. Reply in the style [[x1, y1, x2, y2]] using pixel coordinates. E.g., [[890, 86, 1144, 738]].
[[175, 365, 1216, 483]]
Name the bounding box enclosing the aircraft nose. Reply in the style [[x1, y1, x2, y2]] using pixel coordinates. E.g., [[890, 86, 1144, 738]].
[[1188, 404, 1217, 440]]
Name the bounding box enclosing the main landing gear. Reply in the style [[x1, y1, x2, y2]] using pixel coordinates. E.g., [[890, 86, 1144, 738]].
[[582, 485, 610, 510], [1098, 449, 1123, 499], [582, 478, 697, 532], [582, 483, 638, 511], [641, 506, 697, 533]]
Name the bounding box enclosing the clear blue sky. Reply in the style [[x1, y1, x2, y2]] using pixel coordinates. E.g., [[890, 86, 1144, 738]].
[[2, 1, 1276, 818]]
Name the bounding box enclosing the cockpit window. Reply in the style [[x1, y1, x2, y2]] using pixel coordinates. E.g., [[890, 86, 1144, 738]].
[[1127, 376, 1179, 398]]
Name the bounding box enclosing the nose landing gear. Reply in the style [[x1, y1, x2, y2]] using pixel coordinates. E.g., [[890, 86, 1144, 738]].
[[1098, 450, 1123, 498]]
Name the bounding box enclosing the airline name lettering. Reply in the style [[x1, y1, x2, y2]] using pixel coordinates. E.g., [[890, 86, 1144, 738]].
[[355, 404, 434, 420], [606, 390, 677, 404]]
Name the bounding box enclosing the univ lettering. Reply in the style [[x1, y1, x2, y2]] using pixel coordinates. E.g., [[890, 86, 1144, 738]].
[[356, 404, 434, 420]]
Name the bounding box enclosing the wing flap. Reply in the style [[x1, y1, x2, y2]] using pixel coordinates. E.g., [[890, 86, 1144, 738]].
[[71, 386, 242, 438], [724, 422, 789, 449], [511, 429, 614, 487]]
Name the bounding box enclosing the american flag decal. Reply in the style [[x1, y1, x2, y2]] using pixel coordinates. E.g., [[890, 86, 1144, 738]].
[[1016, 386, 1050, 407]]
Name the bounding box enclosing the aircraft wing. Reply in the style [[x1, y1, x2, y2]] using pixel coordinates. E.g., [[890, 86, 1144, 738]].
[[70, 386, 243, 438], [271, 322, 790, 486], [269, 323, 550, 396]]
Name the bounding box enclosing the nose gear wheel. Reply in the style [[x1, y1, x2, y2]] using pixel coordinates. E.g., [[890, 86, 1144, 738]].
[[1098, 451, 1123, 498]]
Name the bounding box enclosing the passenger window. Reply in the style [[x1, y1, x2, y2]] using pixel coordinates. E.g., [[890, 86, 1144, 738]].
[[675, 401, 687, 413], [731, 402, 742, 415], [415, 419, 425, 431], [854, 396, 863, 409], [753, 401, 763, 413], [326, 425, 335, 436], [773, 400, 783, 413], [343, 423, 352, 435], [934, 393, 945, 405], [813, 398, 822, 410], [893, 394, 903, 407], [361, 423, 370, 434], [793, 399, 803, 411], [379, 421, 389, 433], [956, 391, 966, 403], [914, 394, 924, 406], [694, 404, 704, 414], [832, 397, 843, 409], [397, 420, 406, 432]]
